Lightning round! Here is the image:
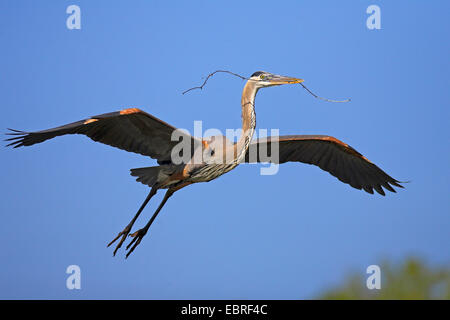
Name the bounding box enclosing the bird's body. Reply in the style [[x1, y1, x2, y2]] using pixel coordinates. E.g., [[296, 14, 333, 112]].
[[6, 71, 403, 257]]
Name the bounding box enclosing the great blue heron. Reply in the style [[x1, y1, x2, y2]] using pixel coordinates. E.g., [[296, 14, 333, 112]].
[[5, 71, 403, 258]]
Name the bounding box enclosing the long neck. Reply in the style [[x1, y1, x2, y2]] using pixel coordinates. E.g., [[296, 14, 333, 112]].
[[235, 81, 258, 163]]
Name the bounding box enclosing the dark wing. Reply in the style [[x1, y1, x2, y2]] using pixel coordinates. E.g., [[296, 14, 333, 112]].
[[244, 135, 403, 195], [6, 108, 199, 165]]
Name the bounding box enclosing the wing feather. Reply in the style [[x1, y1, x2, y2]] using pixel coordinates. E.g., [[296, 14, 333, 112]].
[[244, 135, 403, 195], [5, 108, 200, 164]]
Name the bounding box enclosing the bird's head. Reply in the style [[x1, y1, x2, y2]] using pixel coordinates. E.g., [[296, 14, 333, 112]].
[[249, 71, 304, 88]]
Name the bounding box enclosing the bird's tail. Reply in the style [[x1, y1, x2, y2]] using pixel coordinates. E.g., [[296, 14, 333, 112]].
[[130, 165, 175, 187]]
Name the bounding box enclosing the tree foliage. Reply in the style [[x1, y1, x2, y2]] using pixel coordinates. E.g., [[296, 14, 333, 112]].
[[319, 258, 450, 300]]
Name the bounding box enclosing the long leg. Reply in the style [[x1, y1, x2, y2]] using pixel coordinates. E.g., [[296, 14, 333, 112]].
[[125, 188, 175, 258], [107, 187, 157, 256]]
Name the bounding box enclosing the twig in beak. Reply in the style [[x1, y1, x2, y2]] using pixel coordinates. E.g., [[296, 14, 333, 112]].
[[182, 70, 249, 95], [299, 83, 351, 103], [182, 70, 351, 104]]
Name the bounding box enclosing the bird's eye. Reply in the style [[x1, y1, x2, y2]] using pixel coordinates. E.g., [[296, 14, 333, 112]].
[[259, 74, 265, 80]]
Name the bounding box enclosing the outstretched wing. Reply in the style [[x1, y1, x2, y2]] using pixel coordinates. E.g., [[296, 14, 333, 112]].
[[244, 135, 403, 195], [6, 108, 199, 165]]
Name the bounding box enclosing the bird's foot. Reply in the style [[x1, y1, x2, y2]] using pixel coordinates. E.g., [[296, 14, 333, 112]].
[[107, 224, 133, 256], [125, 227, 148, 259]]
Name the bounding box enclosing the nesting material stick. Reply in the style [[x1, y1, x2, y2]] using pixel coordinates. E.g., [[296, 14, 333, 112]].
[[182, 70, 248, 95], [183, 70, 351, 103], [299, 83, 351, 103]]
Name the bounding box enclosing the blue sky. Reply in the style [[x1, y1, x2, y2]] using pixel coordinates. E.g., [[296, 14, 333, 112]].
[[0, 1, 449, 299]]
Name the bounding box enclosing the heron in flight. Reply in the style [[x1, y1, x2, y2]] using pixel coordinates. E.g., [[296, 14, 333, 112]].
[[6, 71, 403, 258]]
